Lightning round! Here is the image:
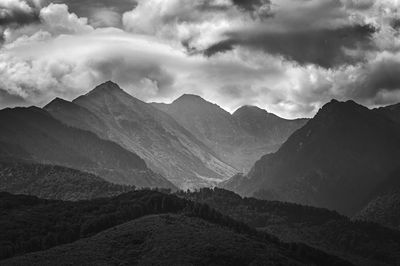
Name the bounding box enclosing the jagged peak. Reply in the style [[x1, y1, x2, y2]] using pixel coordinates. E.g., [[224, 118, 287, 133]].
[[235, 105, 266, 112], [314, 99, 370, 121], [232, 105, 268, 117], [85, 81, 123, 96], [321, 99, 365, 111], [44, 97, 70, 109], [173, 93, 207, 103]]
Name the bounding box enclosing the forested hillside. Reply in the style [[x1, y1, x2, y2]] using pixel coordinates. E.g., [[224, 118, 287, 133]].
[[0, 191, 350, 266], [180, 188, 400, 266], [0, 162, 134, 201]]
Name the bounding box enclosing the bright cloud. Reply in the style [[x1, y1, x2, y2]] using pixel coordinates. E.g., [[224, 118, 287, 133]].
[[0, 0, 400, 119]]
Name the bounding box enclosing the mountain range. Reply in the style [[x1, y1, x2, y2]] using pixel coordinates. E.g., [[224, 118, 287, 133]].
[[222, 99, 400, 216], [1, 81, 400, 265], [152, 94, 307, 172], [1, 80, 399, 218], [45, 82, 236, 189], [0, 105, 175, 190]]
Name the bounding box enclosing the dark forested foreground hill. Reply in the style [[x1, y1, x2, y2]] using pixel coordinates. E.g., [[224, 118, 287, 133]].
[[0, 191, 352, 266], [180, 188, 400, 266], [0, 106, 176, 190], [223, 100, 400, 216], [0, 161, 135, 201]]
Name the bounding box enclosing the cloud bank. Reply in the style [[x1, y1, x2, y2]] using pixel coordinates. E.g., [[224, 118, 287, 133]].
[[0, 0, 400, 118]]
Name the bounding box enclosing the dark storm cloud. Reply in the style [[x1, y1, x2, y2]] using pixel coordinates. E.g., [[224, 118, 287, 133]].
[[343, 0, 374, 10], [391, 19, 400, 31], [205, 24, 376, 68], [0, 89, 26, 107], [46, 0, 137, 16], [349, 58, 400, 100], [89, 55, 175, 97], [41, 0, 137, 27], [232, 0, 270, 12], [0, 1, 40, 27]]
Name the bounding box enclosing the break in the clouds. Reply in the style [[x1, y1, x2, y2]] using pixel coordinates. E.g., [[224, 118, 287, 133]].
[[0, 0, 400, 118]]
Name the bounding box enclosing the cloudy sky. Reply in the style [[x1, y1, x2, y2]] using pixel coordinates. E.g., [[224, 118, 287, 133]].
[[0, 0, 399, 118]]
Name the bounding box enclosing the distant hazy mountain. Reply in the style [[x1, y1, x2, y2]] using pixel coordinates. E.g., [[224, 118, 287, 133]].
[[152, 95, 307, 172], [0, 106, 175, 189], [45, 81, 235, 189], [223, 100, 400, 215], [0, 161, 134, 201], [233, 105, 308, 143]]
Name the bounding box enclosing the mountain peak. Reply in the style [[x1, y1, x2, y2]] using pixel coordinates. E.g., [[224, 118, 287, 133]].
[[319, 99, 366, 114], [173, 94, 206, 103], [86, 81, 122, 96], [233, 105, 268, 116], [44, 97, 70, 109]]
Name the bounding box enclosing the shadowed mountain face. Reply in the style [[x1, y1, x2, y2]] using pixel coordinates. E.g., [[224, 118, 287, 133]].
[[375, 103, 400, 124], [0, 106, 175, 189], [45, 81, 236, 189], [222, 100, 400, 215], [354, 167, 400, 230], [152, 95, 307, 172], [0, 161, 134, 201]]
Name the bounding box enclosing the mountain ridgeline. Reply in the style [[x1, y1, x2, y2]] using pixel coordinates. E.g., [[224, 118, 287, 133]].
[[45, 82, 236, 189], [1, 81, 400, 266], [222, 100, 400, 216], [0, 105, 175, 190], [152, 94, 307, 172]]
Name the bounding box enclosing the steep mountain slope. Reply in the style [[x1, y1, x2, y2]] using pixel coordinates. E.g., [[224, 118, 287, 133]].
[[374, 103, 400, 124], [354, 167, 400, 230], [152, 95, 307, 171], [0, 161, 134, 201], [0, 106, 175, 189], [181, 188, 400, 266], [223, 100, 400, 215], [45, 81, 236, 189], [0, 192, 351, 266], [233, 105, 308, 145]]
